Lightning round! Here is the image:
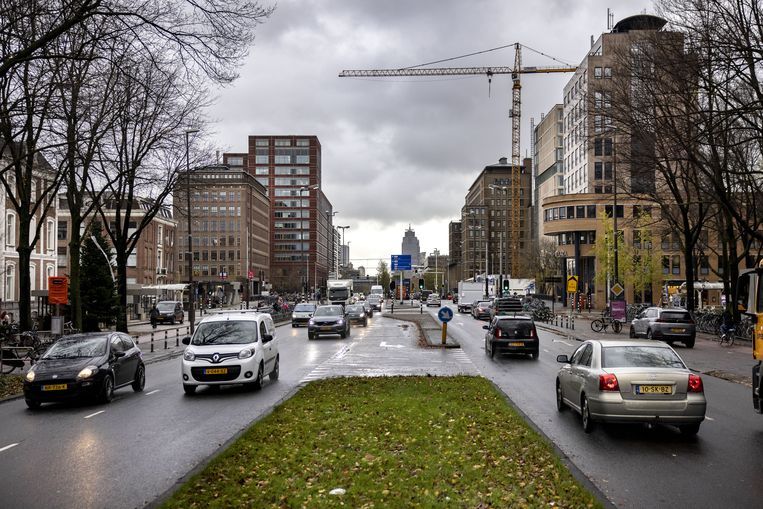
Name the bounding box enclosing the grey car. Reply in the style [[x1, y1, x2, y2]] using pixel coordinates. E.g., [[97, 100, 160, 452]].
[[345, 304, 368, 327], [307, 305, 351, 339], [155, 301, 184, 325], [555, 339, 706, 435], [629, 307, 696, 348]]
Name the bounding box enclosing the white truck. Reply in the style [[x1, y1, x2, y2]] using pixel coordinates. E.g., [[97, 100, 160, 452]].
[[370, 285, 384, 296], [457, 281, 486, 313], [327, 279, 354, 306]]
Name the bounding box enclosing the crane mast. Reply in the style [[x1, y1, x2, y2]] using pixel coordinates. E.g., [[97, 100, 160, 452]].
[[339, 45, 575, 278]]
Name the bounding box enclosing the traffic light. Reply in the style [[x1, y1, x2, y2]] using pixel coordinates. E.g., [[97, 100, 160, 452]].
[[502, 279, 510, 295], [389, 280, 396, 290], [419, 279, 424, 290]]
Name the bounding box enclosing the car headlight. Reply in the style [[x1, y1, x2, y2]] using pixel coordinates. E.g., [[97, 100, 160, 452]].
[[183, 349, 196, 361], [238, 348, 255, 359], [337, 319, 345, 324], [77, 365, 99, 380], [25, 369, 35, 382], [308, 319, 315, 325], [292, 313, 297, 319]]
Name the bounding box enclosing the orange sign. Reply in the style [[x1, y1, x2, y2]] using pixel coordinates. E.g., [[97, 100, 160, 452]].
[[48, 276, 69, 305]]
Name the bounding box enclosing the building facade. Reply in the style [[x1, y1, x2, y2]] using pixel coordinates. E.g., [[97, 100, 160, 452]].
[[461, 157, 533, 280], [401, 226, 421, 264], [533, 105, 564, 241], [447, 220, 462, 291], [224, 135, 333, 295]]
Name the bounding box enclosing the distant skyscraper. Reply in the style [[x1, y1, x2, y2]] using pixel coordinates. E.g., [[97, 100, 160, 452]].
[[401, 225, 420, 264]]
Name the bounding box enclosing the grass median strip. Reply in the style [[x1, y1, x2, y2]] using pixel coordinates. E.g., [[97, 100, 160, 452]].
[[162, 376, 601, 508]]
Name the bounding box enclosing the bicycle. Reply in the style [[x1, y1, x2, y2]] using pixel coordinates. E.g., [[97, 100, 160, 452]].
[[0, 338, 38, 374], [591, 316, 622, 333], [719, 326, 736, 346]]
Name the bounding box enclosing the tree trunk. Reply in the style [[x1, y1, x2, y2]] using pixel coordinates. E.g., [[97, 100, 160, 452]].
[[16, 243, 32, 331], [115, 251, 128, 333], [68, 232, 82, 330]]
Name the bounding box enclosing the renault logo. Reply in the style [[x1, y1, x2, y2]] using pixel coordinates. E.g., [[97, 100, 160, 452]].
[[212, 353, 220, 363]]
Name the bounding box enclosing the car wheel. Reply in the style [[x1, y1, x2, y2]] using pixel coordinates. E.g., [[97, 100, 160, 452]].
[[581, 395, 595, 433], [308, 331, 315, 340], [132, 364, 145, 392], [364, 319, 368, 327], [629, 326, 636, 338], [170, 318, 175, 325], [340, 330, 346, 339], [646, 328, 654, 340], [684, 336, 695, 349], [679, 423, 700, 435], [269, 355, 279, 381], [484, 337, 490, 356], [99, 375, 114, 404], [489, 342, 495, 359], [183, 384, 196, 395], [531, 350, 539, 360], [25, 398, 40, 410], [555, 380, 566, 412], [253, 363, 264, 390], [292, 323, 296, 328]]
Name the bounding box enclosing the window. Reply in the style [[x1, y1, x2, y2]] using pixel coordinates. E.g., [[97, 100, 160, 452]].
[[594, 186, 603, 194], [255, 167, 269, 175], [46, 219, 55, 252], [296, 139, 310, 147], [255, 139, 269, 147], [587, 205, 597, 218], [700, 255, 710, 275], [672, 255, 681, 275], [718, 256, 724, 275], [594, 115, 602, 133], [662, 256, 670, 274], [567, 206, 575, 218], [5, 213, 15, 247], [604, 67, 612, 78], [58, 220, 68, 241], [594, 67, 602, 79], [594, 91, 602, 108], [4, 264, 14, 301], [575, 205, 585, 219], [275, 139, 291, 146], [594, 139, 602, 156], [604, 138, 613, 155], [594, 162, 603, 179], [604, 162, 613, 180]]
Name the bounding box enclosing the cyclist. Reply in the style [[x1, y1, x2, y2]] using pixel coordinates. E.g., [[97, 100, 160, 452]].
[[720, 307, 734, 340]]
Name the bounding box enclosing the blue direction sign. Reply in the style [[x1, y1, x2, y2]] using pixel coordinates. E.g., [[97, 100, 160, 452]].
[[438, 306, 454, 323], [391, 254, 412, 271]]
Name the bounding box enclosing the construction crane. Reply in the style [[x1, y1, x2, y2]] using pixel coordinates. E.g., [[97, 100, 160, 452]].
[[339, 43, 575, 276]]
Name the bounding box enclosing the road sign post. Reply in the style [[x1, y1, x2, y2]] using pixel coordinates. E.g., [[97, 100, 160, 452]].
[[438, 306, 453, 345]]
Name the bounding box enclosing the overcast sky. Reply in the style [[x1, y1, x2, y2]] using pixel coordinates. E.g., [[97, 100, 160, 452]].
[[208, 0, 653, 273]]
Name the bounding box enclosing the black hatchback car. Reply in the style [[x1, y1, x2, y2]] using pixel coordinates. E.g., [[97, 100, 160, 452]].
[[483, 315, 539, 359], [307, 305, 351, 339], [155, 300, 184, 324], [23, 333, 145, 409], [345, 304, 368, 327]]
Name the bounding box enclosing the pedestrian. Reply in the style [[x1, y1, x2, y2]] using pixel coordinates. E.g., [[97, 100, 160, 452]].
[[149, 304, 159, 329]]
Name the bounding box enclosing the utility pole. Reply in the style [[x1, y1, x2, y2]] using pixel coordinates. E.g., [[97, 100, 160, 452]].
[[185, 129, 199, 334]]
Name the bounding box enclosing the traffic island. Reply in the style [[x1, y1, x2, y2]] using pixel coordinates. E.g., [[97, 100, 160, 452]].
[[383, 310, 460, 348]]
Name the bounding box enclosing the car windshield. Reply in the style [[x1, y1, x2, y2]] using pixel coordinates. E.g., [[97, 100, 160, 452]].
[[314, 306, 343, 316], [602, 346, 686, 369], [294, 304, 315, 312], [42, 335, 108, 359], [346, 305, 363, 313], [157, 302, 177, 312], [192, 321, 258, 345]]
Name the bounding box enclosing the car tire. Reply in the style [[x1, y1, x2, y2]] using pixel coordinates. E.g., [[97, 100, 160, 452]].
[[684, 336, 695, 349], [646, 328, 654, 340], [679, 423, 700, 436], [489, 342, 495, 359], [253, 363, 264, 390], [555, 380, 566, 412], [531, 350, 539, 360], [484, 337, 490, 356], [132, 364, 145, 392], [292, 323, 296, 328], [99, 375, 114, 404], [170, 318, 175, 325], [363, 319, 368, 327], [629, 326, 636, 338], [269, 355, 279, 381], [581, 395, 595, 433], [25, 398, 40, 410], [183, 384, 196, 395]]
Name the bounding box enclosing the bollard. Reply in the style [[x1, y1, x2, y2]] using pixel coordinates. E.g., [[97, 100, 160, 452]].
[[571, 316, 575, 330], [150, 331, 155, 352], [176, 328, 180, 347], [164, 330, 168, 350]]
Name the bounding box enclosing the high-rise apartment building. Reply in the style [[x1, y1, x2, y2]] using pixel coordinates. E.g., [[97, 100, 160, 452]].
[[533, 105, 564, 241], [224, 135, 334, 294], [447, 220, 462, 291], [401, 226, 420, 264], [462, 157, 533, 280]]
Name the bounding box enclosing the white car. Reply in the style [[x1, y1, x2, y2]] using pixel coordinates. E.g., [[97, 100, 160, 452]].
[[181, 311, 279, 395], [426, 294, 441, 307]]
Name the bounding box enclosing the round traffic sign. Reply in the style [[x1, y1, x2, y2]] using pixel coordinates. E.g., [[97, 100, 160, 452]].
[[438, 306, 454, 323]]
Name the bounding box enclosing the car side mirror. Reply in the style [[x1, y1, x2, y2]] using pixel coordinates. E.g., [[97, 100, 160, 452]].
[[262, 333, 273, 343], [182, 336, 191, 345], [482, 325, 489, 330], [556, 354, 570, 363], [113, 351, 126, 359]]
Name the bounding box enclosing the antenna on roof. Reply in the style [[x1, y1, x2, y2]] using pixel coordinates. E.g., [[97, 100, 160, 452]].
[[607, 8, 614, 30]]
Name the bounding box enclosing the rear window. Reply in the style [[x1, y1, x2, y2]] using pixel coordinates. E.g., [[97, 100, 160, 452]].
[[660, 311, 692, 323], [294, 304, 315, 312], [602, 346, 686, 369], [496, 319, 535, 338], [157, 302, 178, 312]]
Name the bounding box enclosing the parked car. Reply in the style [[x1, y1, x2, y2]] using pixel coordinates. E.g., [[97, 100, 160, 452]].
[[23, 332, 145, 409], [181, 311, 279, 395], [629, 307, 696, 348], [426, 294, 441, 307], [291, 303, 316, 327], [555, 339, 706, 434], [483, 315, 539, 359], [308, 305, 351, 339], [155, 300, 184, 325], [345, 304, 368, 327], [471, 300, 493, 320]]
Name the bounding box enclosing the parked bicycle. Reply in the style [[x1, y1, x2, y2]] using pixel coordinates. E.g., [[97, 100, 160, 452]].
[[0, 337, 38, 374], [591, 316, 622, 333]]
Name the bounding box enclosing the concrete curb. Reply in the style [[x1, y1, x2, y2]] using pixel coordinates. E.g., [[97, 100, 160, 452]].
[[381, 312, 460, 348]]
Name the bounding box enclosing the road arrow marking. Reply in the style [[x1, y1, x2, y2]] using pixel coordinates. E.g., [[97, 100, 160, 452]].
[[84, 410, 105, 419], [379, 341, 405, 349], [145, 389, 160, 396], [0, 443, 19, 452]]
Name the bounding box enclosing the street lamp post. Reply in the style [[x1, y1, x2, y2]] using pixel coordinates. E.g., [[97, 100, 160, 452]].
[[553, 250, 566, 315], [185, 129, 199, 333], [336, 225, 350, 271]]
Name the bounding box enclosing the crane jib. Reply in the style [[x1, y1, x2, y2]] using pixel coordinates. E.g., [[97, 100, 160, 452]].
[[338, 66, 575, 78]]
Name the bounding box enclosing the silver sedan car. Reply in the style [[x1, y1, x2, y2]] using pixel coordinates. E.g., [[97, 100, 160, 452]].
[[555, 339, 706, 435]]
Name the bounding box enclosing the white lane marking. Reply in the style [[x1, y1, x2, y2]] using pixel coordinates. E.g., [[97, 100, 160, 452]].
[[0, 443, 19, 452], [379, 341, 405, 349], [705, 416, 714, 421], [553, 339, 573, 346], [84, 410, 105, 419], [543, 349, 550, 353], [145, 389, 160, 396]]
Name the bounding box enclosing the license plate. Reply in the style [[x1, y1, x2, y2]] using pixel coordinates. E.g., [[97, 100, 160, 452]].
[[321, 326, 334, 331], [671, 328, 685, 333], [42, 384, 67, 391], [637, 385, 672, 394], [204, 368, 228, 375], [509, 342, 525, 347]]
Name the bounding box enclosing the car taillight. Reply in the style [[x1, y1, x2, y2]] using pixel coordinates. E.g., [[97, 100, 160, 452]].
[[688, 374, 703, 393], [530, 327, 536, 338], [599, 373, 619, 391], [494, 329, 502, 338]]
